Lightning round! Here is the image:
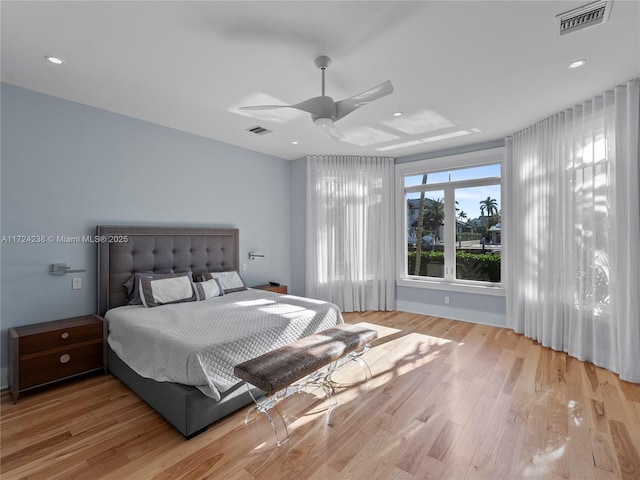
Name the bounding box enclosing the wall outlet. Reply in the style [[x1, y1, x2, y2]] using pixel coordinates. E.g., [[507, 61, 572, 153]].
[[72, 277, 82, 290], [444, 296, 450, 304]]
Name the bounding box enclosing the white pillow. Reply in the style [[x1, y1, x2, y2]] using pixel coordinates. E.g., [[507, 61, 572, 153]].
[[139, 273, 196, 307], [200, 271, 247, 293], [194, 278, 224, 300]]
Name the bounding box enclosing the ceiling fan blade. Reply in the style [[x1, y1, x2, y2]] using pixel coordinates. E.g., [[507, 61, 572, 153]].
[[316, 122, 344, 140], [334, 80, 394, 121], [239, 105, 293, 110], [327, 124, 345, 140], [240, 97, 328, 116]]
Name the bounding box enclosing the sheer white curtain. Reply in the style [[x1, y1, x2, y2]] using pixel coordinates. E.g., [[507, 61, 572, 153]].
[[505, 79, 640, 382], [305, 155, 395, 312]]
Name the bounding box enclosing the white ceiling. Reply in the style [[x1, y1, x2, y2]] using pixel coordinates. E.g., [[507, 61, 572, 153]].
[[2, 1, 639, 161]]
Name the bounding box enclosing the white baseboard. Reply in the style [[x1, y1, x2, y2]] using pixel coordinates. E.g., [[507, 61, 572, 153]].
[[396, 300, 506, 328]]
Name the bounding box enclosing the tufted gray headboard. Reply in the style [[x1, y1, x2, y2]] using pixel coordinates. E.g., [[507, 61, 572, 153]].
[[97, 225, 239, 315]]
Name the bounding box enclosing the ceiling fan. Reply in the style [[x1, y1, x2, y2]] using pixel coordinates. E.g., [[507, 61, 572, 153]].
[[239, 55, 393, 140]]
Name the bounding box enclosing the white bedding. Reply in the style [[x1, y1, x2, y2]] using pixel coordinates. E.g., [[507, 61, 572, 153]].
[[105, 289, 343, 400]]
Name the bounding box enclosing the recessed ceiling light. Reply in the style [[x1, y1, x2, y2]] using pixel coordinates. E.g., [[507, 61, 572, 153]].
[[393, 112, 403, 117], [45, 55, 64, 65], [292, 141, 299, 145], [568, 59, 586, 69]]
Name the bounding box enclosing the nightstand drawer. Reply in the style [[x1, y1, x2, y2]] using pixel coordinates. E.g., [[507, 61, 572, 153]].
[[19, 342, 103, 389], [19, 322, 102, 355]]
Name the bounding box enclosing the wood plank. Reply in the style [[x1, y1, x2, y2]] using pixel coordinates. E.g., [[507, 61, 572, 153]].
[[592, 429, 621, 475], [609, 420, 640, 480], [470, 392, 514, 473]]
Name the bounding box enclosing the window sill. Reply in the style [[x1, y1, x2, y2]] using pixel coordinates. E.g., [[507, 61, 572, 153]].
[[396, 278, 506, 297]]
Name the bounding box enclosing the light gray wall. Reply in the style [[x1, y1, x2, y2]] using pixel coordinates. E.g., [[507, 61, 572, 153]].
[[396, 287, 506, 327], [0, 83, 292, 370]]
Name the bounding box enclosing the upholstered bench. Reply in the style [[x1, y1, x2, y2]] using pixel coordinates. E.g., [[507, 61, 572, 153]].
[[234, 323, 378, 445]]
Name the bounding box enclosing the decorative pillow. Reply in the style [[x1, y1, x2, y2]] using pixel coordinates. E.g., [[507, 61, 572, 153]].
[[124, 272, 153, 305], [124, 271, 192, 305], [138, 273, 196, 307], [200, 270, 247, 293], [194, 278, 225, 300]]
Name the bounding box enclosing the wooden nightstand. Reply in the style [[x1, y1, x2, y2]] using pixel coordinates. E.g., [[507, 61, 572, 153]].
[[253, 284, 288, 294], [8, 315, 107, 402]]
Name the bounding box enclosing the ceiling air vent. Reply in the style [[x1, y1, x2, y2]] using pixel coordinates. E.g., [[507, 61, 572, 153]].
[[557, 0, 613, 35], [247, 125, 272, 136]]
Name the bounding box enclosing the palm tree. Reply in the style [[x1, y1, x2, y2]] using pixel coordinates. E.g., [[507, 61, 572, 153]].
[[479, 197, 499, 241], [480, 197, 498, 217], [425, 198, 445, 234], [457, 210, 467, 222]]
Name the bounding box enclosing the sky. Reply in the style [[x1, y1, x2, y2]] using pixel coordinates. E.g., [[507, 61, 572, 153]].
[[405, 163, 501, 220]]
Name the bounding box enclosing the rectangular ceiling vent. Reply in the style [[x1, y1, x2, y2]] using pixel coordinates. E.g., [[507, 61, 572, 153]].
[[247, 125, 272, 136], [557, 0, 613, 35]]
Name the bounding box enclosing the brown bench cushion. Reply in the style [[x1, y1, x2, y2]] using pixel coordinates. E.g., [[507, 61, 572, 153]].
[[234, 323, 377, 395]]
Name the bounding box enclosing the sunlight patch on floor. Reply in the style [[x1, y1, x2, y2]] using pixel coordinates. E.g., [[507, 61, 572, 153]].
[[243, 322, 458, 455]]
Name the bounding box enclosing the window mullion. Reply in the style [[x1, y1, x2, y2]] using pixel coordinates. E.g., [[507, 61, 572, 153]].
[[444, 186, 456, 280]]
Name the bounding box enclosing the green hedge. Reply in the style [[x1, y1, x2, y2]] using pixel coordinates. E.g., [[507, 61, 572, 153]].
[[408, 251, 500, 282], [458, 232, 482, 241]]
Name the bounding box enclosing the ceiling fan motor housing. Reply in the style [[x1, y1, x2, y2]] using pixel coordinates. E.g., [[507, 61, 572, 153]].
[[309, 95, 336, 124]]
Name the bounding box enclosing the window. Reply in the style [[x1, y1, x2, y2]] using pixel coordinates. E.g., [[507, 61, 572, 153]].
[[396, 147, 504, 292]]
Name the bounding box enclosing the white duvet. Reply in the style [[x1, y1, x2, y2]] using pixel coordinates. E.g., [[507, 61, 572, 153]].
[[105, 289, 343, 400]]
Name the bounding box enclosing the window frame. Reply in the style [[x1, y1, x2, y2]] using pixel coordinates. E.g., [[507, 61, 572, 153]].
[[395, 147, 506, 296]]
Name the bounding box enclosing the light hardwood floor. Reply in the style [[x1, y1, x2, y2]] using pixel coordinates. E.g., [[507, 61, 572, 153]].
[[2, 311, 640, 479]]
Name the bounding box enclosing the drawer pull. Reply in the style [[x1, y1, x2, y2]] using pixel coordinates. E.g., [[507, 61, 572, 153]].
[[61, 332, 69, 339], [59, 354, 71, 364]]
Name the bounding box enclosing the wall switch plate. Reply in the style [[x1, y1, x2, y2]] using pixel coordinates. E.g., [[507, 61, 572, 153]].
[[242, 263, 247, 272], [444, 296, 450, 304], [72, 277, 82, 290]]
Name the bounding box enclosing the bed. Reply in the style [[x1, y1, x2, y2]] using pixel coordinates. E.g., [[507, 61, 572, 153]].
[[97, 225, 342, 438]]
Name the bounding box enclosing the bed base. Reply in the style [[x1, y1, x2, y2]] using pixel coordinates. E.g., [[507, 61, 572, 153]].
[[108, 347, 262, 438]]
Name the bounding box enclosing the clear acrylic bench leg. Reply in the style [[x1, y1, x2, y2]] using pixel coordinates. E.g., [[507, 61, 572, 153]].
[[245, 386, 290, 446], [242, 343, 373, 447], [244, 372, 337, 447], [326, 344, 373, 387]]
